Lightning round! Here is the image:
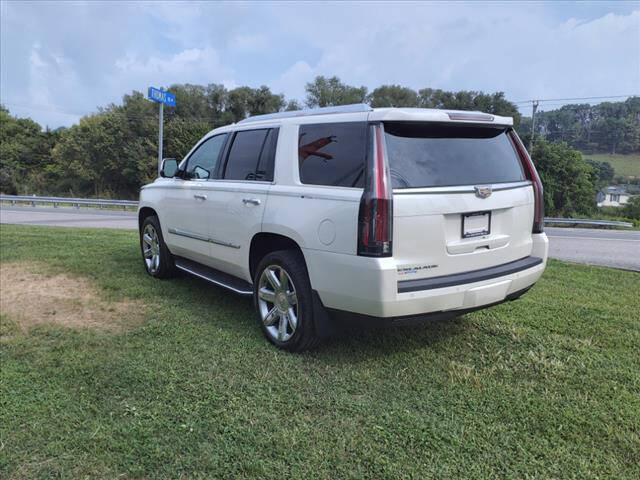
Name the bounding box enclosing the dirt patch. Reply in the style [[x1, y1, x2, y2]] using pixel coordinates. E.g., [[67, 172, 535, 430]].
[[0, 262, 143, 332]]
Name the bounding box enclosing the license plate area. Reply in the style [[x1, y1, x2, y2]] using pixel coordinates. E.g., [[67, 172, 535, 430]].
[[462, 211, 491, 238]]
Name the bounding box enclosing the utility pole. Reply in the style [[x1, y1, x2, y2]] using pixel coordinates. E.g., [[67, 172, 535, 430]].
[[530, 100, 539, 151], [158, 96, 164, 176]]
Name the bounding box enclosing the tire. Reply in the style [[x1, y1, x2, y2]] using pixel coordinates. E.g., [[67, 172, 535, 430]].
[[253, 250, 320, 352], [139, 215, 176, 278]]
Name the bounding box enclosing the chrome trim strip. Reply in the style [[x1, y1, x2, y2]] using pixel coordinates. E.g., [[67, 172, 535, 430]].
[[209, 238, 242, 249], [175, 264, 253, 296], [267, 191, 361, 202], [393, 181, 532, 195], [168, 227, 208, 242], [168, 228, 241, 249]]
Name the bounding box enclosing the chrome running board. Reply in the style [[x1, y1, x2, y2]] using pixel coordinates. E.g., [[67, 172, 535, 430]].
[[174, 257, 253, 296]]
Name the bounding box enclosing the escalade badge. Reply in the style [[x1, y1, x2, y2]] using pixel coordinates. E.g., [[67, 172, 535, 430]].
[[475, 186, 492, 199]]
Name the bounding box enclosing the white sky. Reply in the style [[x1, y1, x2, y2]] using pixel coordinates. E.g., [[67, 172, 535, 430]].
[[1, 0, 639, 128]]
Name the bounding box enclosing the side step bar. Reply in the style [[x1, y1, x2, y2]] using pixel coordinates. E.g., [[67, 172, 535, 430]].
[[174, 257, 253, 296]]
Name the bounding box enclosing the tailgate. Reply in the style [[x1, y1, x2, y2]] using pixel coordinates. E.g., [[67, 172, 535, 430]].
[[383, 121, 535, 281], [393, 183, 534, 280]]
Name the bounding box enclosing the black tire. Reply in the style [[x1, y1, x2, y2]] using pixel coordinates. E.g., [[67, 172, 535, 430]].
[[139, 215, 176, 278], [253, 250, 320, 352]]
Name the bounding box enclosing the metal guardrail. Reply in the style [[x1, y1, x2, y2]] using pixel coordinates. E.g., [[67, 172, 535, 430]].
[[544, 217, 633, 228], [0, 195, 635, 227], [0, 194, 137, 209]]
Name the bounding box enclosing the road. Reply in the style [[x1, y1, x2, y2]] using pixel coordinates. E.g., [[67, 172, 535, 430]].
[[1, 206, 639, 271], [545, 227, 639, 271], [0, 206, 137, 229]]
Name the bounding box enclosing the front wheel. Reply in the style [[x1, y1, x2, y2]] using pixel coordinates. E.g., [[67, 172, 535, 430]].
[[254, 250, 320, 352], [140, 215, 176, 278]]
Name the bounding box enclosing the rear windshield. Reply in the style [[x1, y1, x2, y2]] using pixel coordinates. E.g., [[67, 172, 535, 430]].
[[383, 122, 525, 188]]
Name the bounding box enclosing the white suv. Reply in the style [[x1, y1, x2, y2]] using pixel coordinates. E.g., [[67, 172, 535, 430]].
[[138, 104, 548, 351]]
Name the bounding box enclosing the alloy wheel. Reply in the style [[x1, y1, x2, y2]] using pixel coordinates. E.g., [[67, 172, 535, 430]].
[[257, 265, 299, 342], [142, 223, 161, 274]]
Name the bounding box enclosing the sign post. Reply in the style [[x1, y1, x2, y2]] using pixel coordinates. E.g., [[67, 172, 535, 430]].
[[147, 87, 177, 176]]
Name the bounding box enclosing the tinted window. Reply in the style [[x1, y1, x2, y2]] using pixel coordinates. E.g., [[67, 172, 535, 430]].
[[256, 128, 278, 181], [185, 134, 227, 180], [383, 123, 525, 188], [298, 122, 367, 187], [224, 129, 269, 180]]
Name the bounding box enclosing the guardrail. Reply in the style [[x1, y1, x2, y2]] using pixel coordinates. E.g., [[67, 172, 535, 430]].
[[544, 217, 633, 228], [1, 195, 635, 228], [0, 194, 138, 209]]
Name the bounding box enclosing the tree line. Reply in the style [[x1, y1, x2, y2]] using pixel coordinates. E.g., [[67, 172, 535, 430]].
[[520, 98, 640, 155], [1, 76, 638, 219]]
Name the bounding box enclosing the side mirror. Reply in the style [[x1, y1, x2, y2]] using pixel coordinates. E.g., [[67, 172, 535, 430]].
[[160, 158, 178, 178]]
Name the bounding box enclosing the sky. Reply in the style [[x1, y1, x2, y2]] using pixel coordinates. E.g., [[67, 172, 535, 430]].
[[1, 0, 639, 128]]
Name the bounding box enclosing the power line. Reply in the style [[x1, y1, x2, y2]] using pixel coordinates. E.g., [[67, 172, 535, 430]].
[[5, 94, 638, 124], [513, 94, 637, 104]]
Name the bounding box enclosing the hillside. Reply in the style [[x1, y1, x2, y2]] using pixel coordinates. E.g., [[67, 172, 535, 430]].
[[582, 153, 640, 180]]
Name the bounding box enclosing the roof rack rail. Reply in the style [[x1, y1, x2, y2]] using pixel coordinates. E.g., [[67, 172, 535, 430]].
[[237, 103, 373, 124]]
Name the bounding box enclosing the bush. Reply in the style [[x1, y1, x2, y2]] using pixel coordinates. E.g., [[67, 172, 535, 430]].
[[531, 140, 596, 217], [623, 195, 640, 219]]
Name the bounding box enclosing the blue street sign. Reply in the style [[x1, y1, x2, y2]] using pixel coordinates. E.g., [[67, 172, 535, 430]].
[[148, 87, 176, 107]]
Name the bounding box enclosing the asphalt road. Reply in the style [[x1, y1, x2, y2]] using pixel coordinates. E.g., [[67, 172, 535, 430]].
[[545, 227, 639, 271], [2, 206, 639, 271], [0, 206, 138, 229]]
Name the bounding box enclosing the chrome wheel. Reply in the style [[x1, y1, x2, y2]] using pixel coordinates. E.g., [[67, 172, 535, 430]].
[[142, 223, 161, 274], [257, 265, 298, 342]]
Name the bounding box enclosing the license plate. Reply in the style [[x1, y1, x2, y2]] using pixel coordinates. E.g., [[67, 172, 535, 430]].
[[462, 211, 491, 238]]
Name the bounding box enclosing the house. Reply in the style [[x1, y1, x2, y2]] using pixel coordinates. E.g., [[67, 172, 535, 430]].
[[597, 185, 638, 207]]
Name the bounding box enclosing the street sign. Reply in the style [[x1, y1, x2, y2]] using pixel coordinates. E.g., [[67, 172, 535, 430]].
[[148, 87, 177, 176], [147, 87, 176, 107]]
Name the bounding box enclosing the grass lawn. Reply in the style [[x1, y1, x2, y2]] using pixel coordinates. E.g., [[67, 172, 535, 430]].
[[1, 225, 639, 479], [582, 153, 640, 179]]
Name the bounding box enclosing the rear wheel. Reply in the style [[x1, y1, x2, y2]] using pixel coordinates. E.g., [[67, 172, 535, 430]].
[[254, 250, 320, 352], [140, 215, 175, 278]]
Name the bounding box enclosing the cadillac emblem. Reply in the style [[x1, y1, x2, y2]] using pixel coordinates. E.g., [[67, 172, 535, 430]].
[[474, 186, 492, 199]]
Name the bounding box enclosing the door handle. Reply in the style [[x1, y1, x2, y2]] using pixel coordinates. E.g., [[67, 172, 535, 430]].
[[242, 198, 261, 206], [193, 194, 207, 200]]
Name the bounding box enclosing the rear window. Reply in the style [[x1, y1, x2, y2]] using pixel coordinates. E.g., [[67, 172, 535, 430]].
[[383, 122, 525, 188], [298, 122, 367, 187]]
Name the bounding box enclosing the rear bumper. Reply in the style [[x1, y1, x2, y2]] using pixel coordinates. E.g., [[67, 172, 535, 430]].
[[303, 233, 548, 318], [398, 256, 542, 293]]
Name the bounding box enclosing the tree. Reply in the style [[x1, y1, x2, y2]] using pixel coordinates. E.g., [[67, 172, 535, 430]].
[[531, 139, 596, 216], [284, 99, 302, 111], [305, 76, 368, 108], [418, 89, 521, 127], [523, 97, 640, 154], [585, 159, 615, 189], [0, 106, 58, 194], [368, 85, 419, 107], [623, 195, 640, 219]]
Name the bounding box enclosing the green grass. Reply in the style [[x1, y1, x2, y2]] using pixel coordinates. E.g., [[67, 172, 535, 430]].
[[1, 225, 639, 479], [583, 153, 640, 179]]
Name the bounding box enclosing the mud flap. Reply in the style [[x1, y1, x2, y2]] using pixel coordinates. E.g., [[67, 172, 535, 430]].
[[312, 290, 338, 339]]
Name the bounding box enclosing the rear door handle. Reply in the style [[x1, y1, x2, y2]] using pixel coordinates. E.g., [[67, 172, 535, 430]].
[[193, 194, 207, 200], [242, 198, 261, 206]]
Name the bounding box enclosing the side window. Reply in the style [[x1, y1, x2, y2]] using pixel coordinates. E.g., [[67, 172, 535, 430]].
[[256, 128, 278, 181], [224, 129, 269, 181], [298, 122, 367, 187], [185, 134, 227, 180]]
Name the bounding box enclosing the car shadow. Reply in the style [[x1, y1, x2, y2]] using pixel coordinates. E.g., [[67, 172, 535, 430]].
[[169, 269, 472, 361]]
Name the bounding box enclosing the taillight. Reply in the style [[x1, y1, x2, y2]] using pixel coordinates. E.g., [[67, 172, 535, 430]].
[[509, 130, 544, 233], [358, 124, 393, 256]]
